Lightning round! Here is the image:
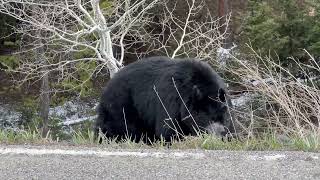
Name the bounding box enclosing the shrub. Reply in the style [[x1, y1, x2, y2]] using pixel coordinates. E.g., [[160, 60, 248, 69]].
[[243, 0, 320, 63]]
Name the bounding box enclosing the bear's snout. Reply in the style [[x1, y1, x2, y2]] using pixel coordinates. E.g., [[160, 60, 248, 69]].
[[205, 122, 227, 137]]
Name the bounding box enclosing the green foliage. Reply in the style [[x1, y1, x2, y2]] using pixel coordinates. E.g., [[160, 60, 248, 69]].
[[17, 97, 39, 129], [243, 0, 320, 62], [73, 48, 96, 59], [0, 14, 17, 42], [58, 60, 97, 97], [0, 55, 19, 69], [17, 97, 63, 138], [48, 117, 69, 140], [51, 95, 68, 107], [99, 0, 113, 10], [50, 45, 99, 97]]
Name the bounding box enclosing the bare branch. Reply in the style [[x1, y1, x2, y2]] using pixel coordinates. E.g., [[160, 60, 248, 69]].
[[0, 0, 158, 86], [147, 0, 230, 61]]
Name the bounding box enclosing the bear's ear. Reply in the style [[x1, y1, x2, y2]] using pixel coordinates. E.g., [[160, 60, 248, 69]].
[[192, 85, 203, 100], [218, 88, 226, 102]]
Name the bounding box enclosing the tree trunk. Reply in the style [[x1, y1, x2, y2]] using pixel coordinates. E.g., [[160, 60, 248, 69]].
[[218, 0, 232, 48], [38, 45, 50, 138]]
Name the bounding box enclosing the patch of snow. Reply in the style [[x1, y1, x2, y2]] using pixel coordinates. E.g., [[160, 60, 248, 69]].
[[231, 93, 255, 107], [0, 105, 22, 130], [244, 78, 274, 87], [0, 147, 206, 159], [216, 44, 237, 67], [264, 154, 286, 161], [49, 99, 98, 126], [311, 156, 319, 160], [248, 154, 286, 161], [60, 115, 97, 126], [0, 98, 99, 129]]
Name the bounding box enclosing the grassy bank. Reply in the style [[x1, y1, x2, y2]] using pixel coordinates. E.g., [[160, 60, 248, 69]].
[[0, 128, 319, 152]]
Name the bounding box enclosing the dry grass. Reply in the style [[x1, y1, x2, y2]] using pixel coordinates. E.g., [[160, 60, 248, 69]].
[[225, 47, 320, 150]]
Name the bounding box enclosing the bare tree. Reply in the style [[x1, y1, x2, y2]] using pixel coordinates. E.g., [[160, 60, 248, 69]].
[[148, 0, 231, 61], [0, 0, 158, 81], [0, 0, 230, 84]]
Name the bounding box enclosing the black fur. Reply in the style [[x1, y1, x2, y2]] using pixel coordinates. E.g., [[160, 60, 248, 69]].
[[95, 56, 234, 142]]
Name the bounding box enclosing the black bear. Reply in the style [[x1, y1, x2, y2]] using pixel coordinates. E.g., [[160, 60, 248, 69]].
[[95, 56, 234, 142]]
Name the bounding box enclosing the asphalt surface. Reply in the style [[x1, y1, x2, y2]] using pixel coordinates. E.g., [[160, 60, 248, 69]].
[[0, 145, 320, 180]]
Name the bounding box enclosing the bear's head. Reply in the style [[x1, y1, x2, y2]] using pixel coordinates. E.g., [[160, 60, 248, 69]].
[[180, 84, 235, 138]]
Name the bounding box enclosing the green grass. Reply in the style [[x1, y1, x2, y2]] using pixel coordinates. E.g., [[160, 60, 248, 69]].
[[1, 128, 319, 152], [0, 129, 50, 144]]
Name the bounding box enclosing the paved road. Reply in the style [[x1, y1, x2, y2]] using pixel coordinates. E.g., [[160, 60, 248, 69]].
[[0, 145, 319, 180]]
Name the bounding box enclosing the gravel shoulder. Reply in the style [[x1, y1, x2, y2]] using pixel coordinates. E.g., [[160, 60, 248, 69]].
[[0, 145, 320, 180]]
